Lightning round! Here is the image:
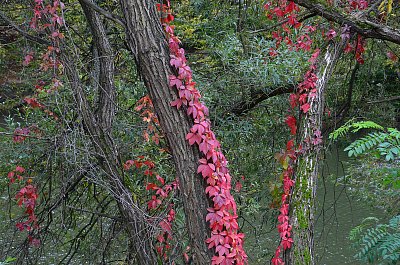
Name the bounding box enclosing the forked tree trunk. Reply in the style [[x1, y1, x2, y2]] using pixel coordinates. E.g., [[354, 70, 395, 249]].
[[119, 0, 214, 263], [63, 2, 159, 264], [285, 41, 345, 265]]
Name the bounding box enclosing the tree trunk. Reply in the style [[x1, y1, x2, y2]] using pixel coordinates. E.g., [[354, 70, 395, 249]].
[[119, 0, 213, 263], [61, 2, 159, 263], [286, 41, 345, 265]]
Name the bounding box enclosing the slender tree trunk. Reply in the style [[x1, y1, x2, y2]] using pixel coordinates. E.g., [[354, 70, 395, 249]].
[[119, 0, 214, 263], [285, 41, 345, 265], [61, 2, 159, 264]]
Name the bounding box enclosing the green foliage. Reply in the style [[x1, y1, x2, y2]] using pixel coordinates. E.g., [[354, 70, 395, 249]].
[[329, 120, 384, 140], [330, 120, 400, 161], [0, 257, 16, 265], [344, 128, 400, 161], [351, 215, 400, 264], [379, 0, 394, 15]]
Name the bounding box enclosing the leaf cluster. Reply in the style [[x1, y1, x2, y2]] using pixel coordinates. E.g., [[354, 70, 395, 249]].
[[351, 215, 400, 264], [344, 127, 400, 161], [329, 120, 384, 140]]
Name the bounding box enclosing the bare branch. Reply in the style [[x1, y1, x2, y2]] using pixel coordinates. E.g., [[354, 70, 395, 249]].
[[367, 95, 400, 104], [226, 86, 295, 116], [0, 10, 50, 45], [293, 0, 400, 45], [66, 205, 123, 221], [78, 0, 125, 28], [249, 12, 316, 34]]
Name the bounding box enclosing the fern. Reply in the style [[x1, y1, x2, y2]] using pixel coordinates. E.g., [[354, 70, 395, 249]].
[[352, 215, 400, 264], [344, 128, 400, 161], [330, 120, 400, 161], [329, 120, 384, 140]]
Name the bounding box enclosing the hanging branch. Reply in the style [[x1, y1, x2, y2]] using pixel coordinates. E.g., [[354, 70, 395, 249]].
[[292, 0, 400, 45]]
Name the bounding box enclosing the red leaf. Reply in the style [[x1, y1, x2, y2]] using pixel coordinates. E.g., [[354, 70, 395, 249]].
[[289, 93, 298, 108], [282, 236, 294, 250], [285, 116, 297, 135], [24, 97, 43, 109], [234, 181, 242, 192], [206, 185, 220, 196], [216, 244, 230, 256], [211, 255, 225, 265], [146, 183, 158, 190], [170, 98, 183, 109], [271, 256, 284, 265], [23, 53, 34, 66], [159, 219, 172, 233], [300, 103, 310, 113], [197, 162, 214, 178], [387, 51, 398, 62], [170, 56, 183, 68], [326, 29, 337, 40]]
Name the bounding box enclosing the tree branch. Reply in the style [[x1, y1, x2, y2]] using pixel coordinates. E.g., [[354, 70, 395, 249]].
[[367, 95, 400, 104], [0, 10, 50, 45], [66, 205, 123, 221], [249, 12, 316, 34], [226, 86, 295, 116], [293, 0, 400, 45], [323, 62, 360, 135], [78, 0, 125, 27]]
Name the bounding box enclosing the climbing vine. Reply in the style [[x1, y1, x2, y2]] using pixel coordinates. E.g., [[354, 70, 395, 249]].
[[265, 0, 372, 263], [5, 0, 65, 248], [127, 95, 179, 262], [159, 2, 247, 264]]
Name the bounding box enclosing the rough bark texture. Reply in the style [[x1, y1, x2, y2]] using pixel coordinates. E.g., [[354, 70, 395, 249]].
[[80, 1, 116, 130], [119, 0, 213, 263], [62, 2, 159, 264], [293, 0, 400, 45], [286, 41, 345, 265]]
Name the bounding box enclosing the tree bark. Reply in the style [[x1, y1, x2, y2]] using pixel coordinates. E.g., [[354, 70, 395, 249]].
[[119, 0, 213, 263], [61, 2, 159, 264], [286, 41, 345, 265]]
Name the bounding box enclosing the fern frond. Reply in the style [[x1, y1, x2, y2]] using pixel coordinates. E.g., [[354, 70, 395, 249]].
[[329, 120, 384, 140], [350, 121, 384, 133], [353, 215, 400, 264], [344, 127, 400, 160], [344, 132, 387, 157], [329, 118, 356, 140]]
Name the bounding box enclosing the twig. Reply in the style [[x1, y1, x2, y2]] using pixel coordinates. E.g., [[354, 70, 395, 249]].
[[248, 12, 316, 34], [367, 95, 400, 104], [0, 10, 50, 45], [78, 0, 125, 27], [66, 205, 123, 221]]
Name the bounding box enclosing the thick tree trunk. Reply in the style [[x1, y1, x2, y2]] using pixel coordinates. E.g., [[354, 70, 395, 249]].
[[286, 41, 345, 265], [119, 0, 213, 263]]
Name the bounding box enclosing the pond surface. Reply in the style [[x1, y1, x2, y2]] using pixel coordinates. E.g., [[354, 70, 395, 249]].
[[314, 144, 386, 265]]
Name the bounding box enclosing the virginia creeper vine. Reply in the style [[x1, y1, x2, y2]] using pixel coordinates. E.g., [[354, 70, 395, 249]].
[[159, 3, 248, 264], [265, 1, 369, 263], [7, 0, 65, 248]]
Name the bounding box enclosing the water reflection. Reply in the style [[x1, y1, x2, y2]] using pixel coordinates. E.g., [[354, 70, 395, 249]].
[[315, 145, 385, 265]]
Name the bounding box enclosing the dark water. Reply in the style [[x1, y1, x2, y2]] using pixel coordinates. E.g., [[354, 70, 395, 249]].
[[315, 145, 386, 265], [239, 143, 386, 264]]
